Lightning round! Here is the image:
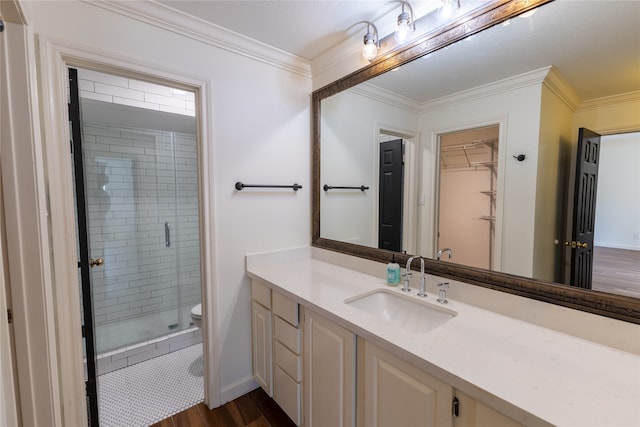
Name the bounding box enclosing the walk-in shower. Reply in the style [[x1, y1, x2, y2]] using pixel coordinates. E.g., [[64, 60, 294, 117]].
[[73, 68, 202, 370]]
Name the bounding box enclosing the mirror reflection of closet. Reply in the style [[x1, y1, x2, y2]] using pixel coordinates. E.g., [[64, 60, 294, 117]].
[[437, 125, 499, 270]]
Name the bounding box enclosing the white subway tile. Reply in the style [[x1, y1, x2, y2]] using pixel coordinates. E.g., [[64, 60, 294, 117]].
[[78, 69, 129, 87], [80, 91, 113, 103], [112, 96, 160, 111], [95, 83, 144, 101], [145, 92, 186, 109], [159, 105, 196, 117], [128, 79, 174, 97], [78, 79, 95, 92]]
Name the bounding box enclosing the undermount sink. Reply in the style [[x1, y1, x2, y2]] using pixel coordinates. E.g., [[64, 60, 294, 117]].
[[345, 289, 456, 334]]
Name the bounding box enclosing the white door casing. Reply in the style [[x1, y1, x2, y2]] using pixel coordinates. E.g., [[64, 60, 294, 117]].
[[37, 37, 220, 425]]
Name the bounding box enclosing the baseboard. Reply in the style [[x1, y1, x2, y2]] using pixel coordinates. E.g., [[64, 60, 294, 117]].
[[594, 243, 640, 251], [219, 376, 259, 406]]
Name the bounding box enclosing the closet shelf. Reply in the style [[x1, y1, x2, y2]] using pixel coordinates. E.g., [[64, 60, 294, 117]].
[[440, 138, 498, 170]]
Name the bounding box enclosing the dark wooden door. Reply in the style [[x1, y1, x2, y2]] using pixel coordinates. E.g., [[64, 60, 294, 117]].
[[569, 128, 601, 289], [378, 139, 404, 251]]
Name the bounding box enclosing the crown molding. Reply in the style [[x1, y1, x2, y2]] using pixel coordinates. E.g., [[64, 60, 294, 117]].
[[542, 66, 581, 111], [2, 0, 29, 24], [577, 90, 640, 112], [350, 82, 422, 114], [86, 0, 311, 78], [420, 66, 552, 113]]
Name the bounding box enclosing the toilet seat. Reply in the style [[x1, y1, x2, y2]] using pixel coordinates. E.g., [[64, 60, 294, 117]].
[[191, 303, 202, 320]]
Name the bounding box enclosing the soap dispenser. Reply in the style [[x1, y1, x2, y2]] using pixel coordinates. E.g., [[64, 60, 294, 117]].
[[386, 254, 401, 286]]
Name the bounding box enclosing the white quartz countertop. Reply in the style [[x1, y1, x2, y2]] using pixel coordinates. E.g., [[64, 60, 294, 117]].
[[246, 249, 640, 427]]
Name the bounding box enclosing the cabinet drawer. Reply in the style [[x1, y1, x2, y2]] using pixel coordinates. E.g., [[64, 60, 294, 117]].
[[273, 365, 302, 426], [274, 340, 302, 382], [272, 292, 299, 326], [251, 280, 271, 309], [274, 315, 301, 354]]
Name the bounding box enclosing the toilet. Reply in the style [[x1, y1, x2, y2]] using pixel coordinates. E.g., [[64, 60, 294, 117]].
[[190, 303, 202, 328]]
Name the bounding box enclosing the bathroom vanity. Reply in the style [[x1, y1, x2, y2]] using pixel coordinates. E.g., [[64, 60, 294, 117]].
[[247, 247, 640, 427]]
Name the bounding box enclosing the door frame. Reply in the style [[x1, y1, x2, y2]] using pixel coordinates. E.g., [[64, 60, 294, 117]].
[[375, 124, 418, 255], [1, 8, 63, 426], [38, 38, 219, 424], [0, 8, 22, 427], [430, 118, 507, 267], [562, 125, 640, 285]]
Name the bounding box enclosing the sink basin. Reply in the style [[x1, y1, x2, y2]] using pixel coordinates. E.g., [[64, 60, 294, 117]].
[[345, 289, 456, 334]]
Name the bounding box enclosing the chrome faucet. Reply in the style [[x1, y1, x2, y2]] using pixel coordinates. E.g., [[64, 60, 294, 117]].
[[403, 256, 427, 297], [436, 248, 453, 261], [401, 256, 414, 292]]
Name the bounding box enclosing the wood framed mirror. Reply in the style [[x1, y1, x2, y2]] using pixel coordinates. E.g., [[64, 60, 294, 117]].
[[311, 0, 640, 324]]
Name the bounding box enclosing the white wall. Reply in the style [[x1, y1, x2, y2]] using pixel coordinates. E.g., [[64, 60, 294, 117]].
[[27, 0, 311, 419], [320, 87, 419, 246], [594, 132, 640, 250], [418, 74, 543, 277]]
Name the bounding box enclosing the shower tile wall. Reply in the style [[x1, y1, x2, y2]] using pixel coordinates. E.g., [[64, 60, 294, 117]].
[[82, 123, 200, 352]]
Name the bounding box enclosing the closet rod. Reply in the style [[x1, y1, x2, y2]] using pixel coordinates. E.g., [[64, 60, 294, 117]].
[[323, 185, 369, 192], [235, 182, 302, 191], [441, 138, 498, 152]]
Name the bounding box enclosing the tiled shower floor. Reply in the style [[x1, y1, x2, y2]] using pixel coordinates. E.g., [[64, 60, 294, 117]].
[[98, 343, 204, 427]]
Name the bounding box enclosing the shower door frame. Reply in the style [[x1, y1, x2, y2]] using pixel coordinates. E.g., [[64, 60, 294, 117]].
[[68, 67, 100, 427], [37, 39, 219, 426]]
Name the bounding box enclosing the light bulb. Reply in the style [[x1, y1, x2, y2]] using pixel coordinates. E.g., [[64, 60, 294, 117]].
[[439, 0, 458, 20], [395, 11, 412, 44], [362, 39, 378, 61]]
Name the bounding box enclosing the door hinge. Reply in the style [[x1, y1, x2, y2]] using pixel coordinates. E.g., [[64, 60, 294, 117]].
[[7, 309, 12, 324], [452, 396, 460, 417]]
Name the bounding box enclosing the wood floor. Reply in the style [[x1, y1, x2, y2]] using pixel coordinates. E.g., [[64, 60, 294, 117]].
[[592, 246, 640, 298], [149, 387, 296, 427]]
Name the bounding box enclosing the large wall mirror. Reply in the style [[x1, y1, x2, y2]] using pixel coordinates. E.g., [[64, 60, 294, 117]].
[[312, 0, 640, 323]]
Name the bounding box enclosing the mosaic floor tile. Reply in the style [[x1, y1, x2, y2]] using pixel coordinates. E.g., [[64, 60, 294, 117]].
[[98, 343, 204, 426]]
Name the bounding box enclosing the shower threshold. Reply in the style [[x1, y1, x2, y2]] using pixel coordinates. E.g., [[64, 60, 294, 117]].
[[95, 327, 202, 375]]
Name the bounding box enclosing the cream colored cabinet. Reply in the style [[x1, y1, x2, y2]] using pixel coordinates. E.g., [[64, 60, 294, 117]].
[[272, 292, 303, 426], [252, 280, 523, 427], [454, 391, 525, 427], [251, 280, 302, 425], [359, 338, 453, 427], [304, 309, 356, 427], [251, 280, 273, 395]]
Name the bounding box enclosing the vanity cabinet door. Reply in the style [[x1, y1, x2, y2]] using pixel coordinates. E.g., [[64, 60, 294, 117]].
[[304, 309, 356, 427], [251, 300, 272, 395], [360, 338, 453, 427], [454, 391, 525, 427]]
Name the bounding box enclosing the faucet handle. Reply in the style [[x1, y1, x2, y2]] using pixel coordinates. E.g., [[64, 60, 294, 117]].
[[436, 282, 449, 304], [401, 272, 412, 292]]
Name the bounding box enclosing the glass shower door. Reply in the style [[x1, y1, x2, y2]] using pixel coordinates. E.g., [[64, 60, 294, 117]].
[[82, 122, 200, 353], [72, 68, 201, 355]]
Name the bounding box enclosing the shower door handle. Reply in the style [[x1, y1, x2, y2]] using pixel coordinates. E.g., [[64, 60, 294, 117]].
[[89, 258, 104, 268], [165, 222, 171, 247]]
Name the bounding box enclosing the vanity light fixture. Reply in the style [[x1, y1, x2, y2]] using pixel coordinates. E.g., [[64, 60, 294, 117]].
[[439, 0, 460, 20], [362, 22, 380, 61], [395, 1, 415, 44]]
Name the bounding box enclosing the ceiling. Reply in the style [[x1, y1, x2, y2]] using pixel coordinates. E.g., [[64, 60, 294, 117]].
[[370, 0, 640, 102], [159, 0, 442, 60], [159, 0, 639, 102]]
